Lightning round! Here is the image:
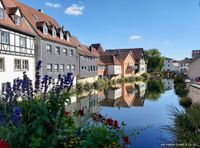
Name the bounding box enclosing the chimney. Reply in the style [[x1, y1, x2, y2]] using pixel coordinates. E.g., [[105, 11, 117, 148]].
[[38, 9, 44, 13], [62, 26, 64, 30]]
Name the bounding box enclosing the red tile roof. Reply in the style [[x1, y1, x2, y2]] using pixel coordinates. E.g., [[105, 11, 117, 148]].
[[0, 0, 34, 36], [106, 48, 144, 62], [15, 0, 76, 47], [71, 36, 97, 57], [98, 55, 121, 66]]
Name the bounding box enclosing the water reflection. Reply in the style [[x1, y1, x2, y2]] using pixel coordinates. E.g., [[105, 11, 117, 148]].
[[100, 82, 146, 108], [145, 79, 165, 101], [162, 79, 174, 90]]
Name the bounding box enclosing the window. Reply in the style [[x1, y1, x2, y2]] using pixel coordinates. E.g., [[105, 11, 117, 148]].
[[60, 64, 64, 72], [67, 33, 70, 42], [55, 47, 60, 55], [47, 64, 52, 72], [69, 50, 73, 56], [0, 58, 4, 71], [60, 32, 63, 40], [22, 60, 29, 70], [15, 16, 21, 26], [54, 64, 59, 72], [0, 8, 4, 19], [1, 31, 9, 44], [63, 48, 67, 56], [14, 59, 21, 70], [46, 45, 52, 54], [19, 36, 26, 48], [52, 30, 56, 37], [43, 26, 48, 35], [71, 65, 75, 71], [66, 65, 70, 71]]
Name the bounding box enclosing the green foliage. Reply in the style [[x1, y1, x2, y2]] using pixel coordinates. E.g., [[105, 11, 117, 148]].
[[179, 97, 192, 108], [145, 79, 165, 101], [84, 82, 94, 92], [144, 49, 165, 72], [174, 75, 189, 98], [141, 73, 150, 80], [168, 104, 200, 143], [93, 79, 108, 90], [76, 83, 84, 94]]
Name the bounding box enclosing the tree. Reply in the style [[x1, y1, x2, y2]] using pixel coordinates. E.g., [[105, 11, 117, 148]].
[[144, 49, 165, 72]]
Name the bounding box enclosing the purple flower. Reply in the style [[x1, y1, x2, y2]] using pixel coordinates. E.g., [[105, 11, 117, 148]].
[[12, 107, 22, 126], [0, 111, 5, 125]]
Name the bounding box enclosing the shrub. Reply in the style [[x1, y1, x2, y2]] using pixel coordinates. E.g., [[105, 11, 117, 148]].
[[141, 73, 150, 80], [93, 79, 108, 90], [76, 83, 84, 94], [179, 97, 192, 108], [84, 82, 93, 92], [135, 76, 143, 81]]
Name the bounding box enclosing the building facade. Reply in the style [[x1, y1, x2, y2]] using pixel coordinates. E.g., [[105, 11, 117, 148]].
[[106, 48, 147, 76], [17, 1, 78, 84], [0, 0, 35, 90], [163, 57, 174, 71], [188, 57, 200, 80], [71, 37, 98, 83]]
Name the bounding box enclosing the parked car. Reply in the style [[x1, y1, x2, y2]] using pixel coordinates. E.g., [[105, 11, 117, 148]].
[[195, 77, 200, 84]]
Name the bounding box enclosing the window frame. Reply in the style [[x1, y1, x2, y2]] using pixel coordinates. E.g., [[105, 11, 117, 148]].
[[19, 36, 26, 48], [1, 31, 9, 44], [63, 48, 67, 56], [55, 47, 60, 55], [54, 64, 59, 72], [15, 15, 21, 26], [0, 58, 5, 71], [22, 60, 29, 71], [47, 64, 52, 72], [60, 64, 64, 72], [69, 49, 73, 56], [14, 59, 21, 71], [46, 44, 52, 54]]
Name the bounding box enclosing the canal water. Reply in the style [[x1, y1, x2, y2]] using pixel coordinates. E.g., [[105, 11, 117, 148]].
[[66, 79, 184, 148]]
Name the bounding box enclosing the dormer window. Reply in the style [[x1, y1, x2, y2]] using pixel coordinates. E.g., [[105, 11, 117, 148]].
[[67, 33, 70, 42], [52, 29, 56, 38], [15, 15, 21, 26], [43, 26, 48, 35], [0, 8, 4, 19], [60, 32, 63, 40]]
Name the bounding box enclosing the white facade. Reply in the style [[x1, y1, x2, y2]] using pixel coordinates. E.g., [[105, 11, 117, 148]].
[[107, 87, 122, 100], [107, 65, 121, 75], [0, 28, 35, 90], [163, 58, 174, 71], [139, 59, 146, 74]]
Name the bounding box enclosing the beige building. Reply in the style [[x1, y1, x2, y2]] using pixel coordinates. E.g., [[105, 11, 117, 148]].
[[188, 57, 200, 80]]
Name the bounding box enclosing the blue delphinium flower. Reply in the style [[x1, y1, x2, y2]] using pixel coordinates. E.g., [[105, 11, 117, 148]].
[[0, 111, 5, 126], [11, 107, 22, 126]]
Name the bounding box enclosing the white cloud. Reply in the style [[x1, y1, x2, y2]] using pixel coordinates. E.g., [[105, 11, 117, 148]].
[[164, 40, 170, 44], [45, 2, 61, 8], [64, 4, 85, 16], [129, 35, 142, 40]]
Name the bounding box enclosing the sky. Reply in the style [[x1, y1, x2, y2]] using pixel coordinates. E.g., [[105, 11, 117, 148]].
[[20, 0, 200, 60]]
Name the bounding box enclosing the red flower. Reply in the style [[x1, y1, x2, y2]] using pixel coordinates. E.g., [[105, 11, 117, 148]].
[[113, 120, 119, 129], [105, 118, 113, 126], [123, 136, 131, 144], [0, 140, 9, 148], [79, 109, 84, 116], [65, 111, 71, 117]]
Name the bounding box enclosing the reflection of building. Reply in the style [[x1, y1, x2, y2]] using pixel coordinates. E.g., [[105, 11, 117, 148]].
[[162, 79, 174, 90], [100, 83, 146, 108], [65, 93, 102, 123]]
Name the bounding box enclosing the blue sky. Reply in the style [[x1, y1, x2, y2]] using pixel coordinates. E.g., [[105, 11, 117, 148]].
[[20, 0, 200, 60]]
